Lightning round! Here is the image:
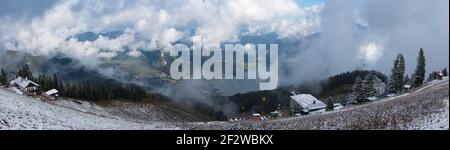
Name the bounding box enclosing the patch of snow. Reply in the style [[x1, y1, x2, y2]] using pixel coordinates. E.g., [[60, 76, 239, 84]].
[[0, 88, 181, 130], [8, 87, 23, 95], [196, 80, 449, 130], [406, 99, 449, 130]]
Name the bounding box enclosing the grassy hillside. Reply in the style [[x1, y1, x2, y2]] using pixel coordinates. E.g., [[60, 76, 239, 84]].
[[201, 79, 449, 130]]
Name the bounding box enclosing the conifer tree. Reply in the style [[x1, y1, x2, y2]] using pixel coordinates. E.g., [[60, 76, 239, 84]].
[[0, 68, 7, 85], [413, 48, 426, 87], [442, 68, 448, 77], [351, 77, 364, 104], [363, 74, 377, 98], [404, 75, 411, 85], [326, 100, 334, 111], [53, 74, 59, 90], [18, 64, 33, 80], [395, 54, 405, 92], [388, 54, 405, 94], [428, 71, 438, 81]]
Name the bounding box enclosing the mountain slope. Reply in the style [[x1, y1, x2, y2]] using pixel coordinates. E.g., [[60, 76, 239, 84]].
[[195, 78, 449, 130], [0, 87, 189, 130]]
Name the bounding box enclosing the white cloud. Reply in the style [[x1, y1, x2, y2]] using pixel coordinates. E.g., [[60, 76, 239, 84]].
[[93, 31, 135, 52], [160, 28, 183, 51], [98, 52, 118, 59], [358, 42, 383, 64], [191, 0, 318, 44], [0, 0, 322, 68], [2, 0, 447, 91], [127, 49, 143, 57], [271, 4, 323, 38], [363, 0, 449, 74]]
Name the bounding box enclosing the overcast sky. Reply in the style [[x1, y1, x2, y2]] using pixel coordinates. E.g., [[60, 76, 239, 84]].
[[0, 0, 58, 18], [0, 0, 448, 83]]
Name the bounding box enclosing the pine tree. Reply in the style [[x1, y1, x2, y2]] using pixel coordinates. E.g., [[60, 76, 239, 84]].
[[53, 74, 59, 90], [363, 74, 377, 98], [0, 68, 7, 86], [17, 69, 22, 78], [18, 64, 33, 80], [404, 75, 411, 85], [442, 68, 448, 77], [85, 81, 92, 100], [395, 54, 405, 92], [428, 71, 438, 81], [350, 77, 364, 104], [388, 54, 405, 94], [387, 55, 399, 93], [413, 48, 426, 87], [326, 100, 334, 111], [58, 78, 65, 94]]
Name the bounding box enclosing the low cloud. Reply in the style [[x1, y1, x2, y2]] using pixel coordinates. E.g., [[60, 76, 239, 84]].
[[0, 0, 320, 68], [283, 0, 448, 84], [364, 0, 449, 74], [1, 0, 448, 91]]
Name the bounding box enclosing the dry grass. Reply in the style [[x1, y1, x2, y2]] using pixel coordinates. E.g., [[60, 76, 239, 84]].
[[208, 81, 449, 130]]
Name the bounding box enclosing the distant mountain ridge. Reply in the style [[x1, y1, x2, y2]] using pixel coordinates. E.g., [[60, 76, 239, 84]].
[[67, 31, 124, 42], [1, 23, 369, 97]]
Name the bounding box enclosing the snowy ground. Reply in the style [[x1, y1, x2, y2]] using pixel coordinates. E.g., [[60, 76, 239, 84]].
[[101, 101, 208, 123], [1, 79, 448, 130], [195, 79, 449, 130], [0, 88, 182, 130], [404, 79, 449, 130], [406, 99, 448, 130]]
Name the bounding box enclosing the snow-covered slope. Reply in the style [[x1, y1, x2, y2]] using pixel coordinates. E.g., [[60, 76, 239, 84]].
[[404, 79, 449, 130], [195, 79, 449, 130], [405, 98, 448, 130], [0, 88, 181, 130], [1, 78, 448, 130]]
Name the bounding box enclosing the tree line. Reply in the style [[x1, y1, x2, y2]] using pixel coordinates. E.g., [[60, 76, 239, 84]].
[[2, 64, 147, 101], [320, 70, 387, 98], [350, 48, 448, 104], [387, 53, 406, 94], [428, 68, 448, 81], [388, 48, 427, 94], [350, 74, 378, 104]]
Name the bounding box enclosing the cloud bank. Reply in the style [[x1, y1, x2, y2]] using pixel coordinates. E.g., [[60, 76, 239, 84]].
[[283, 0, 448, 84], [0, 0, 448, 86], [0, 0, 321, 68]]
